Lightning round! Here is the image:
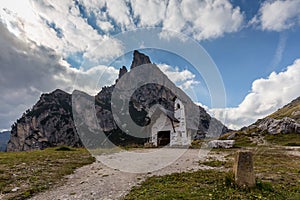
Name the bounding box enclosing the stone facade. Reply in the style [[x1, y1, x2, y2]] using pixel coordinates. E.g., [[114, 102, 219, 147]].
[[149, 98, 191, 147]]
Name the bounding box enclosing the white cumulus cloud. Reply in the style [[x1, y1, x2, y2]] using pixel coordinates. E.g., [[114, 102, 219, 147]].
[[0, 22, 118, 130], [210, 59, 300, 130], [251, 0, 300, 31], [179, 0, 244, 40], [0, 0, 245, 65], [130, 0, 167, 27], [157, 64, 200, 90], [0, 0, 124, 65]]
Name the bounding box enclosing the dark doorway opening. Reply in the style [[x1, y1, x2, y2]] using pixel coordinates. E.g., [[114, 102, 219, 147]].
[[157, 131, 170, 146]]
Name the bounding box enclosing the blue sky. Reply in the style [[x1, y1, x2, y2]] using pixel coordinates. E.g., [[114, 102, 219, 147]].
[[202, 26, 300, 106], [0, 0, 300, 130]]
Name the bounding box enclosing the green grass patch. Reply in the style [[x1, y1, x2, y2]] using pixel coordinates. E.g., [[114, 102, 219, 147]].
[[190, 140, 204, 148], [55, 146, 74, 151], [268, 103, 300, 120], [264, 133, 300, 146], [200, 160, 228, 168], [124, 147, 300, 200], [233, 132, 257, 147], [124, 170, 293, 200], [220, 130, 258, 148], [0, 147, 95, 200]]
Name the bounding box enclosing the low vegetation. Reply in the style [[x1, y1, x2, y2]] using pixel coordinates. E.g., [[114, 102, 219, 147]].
[[124, 147, 300, 200], [190, 139, 204, 148], [233, 133, 257, 147], [219, 130, 258, 147], [0, 146, 94, 200], [268, 102, 300, 120], [199, 159, 230, 168], [124, 170, 287, 200], [1, 132, 299, 199], [264, 133, 300, 146]]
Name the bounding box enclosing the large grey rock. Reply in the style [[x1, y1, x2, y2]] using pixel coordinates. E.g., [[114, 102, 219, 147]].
[[256, 117, 300, 134], [207, 140, 235, 148]]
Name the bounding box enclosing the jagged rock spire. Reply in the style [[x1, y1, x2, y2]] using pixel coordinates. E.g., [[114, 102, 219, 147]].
[[130, 50, 151, 69], [118, 66, 128, 79]]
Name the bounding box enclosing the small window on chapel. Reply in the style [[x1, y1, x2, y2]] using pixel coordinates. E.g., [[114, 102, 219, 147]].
[[177, 103, 180, 109]]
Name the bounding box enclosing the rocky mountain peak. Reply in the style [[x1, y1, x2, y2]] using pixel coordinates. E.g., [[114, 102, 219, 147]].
[[6, 89, 82, 152], [6, 50, 228, 151], [116, 66, 128, 83], [118, 66, 128, 79], [130, 50, 151, 69], [40, 89, 69, 100], [51, 88, 68, 95]]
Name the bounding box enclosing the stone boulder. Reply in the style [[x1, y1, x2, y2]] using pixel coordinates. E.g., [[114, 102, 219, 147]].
[[207, 140, 235, 148], [256, 117, 300, 134], [233, 151, 255, 188]]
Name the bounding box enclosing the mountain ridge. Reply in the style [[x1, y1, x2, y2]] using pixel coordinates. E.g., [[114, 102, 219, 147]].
[[267, 96, 300, 121], [6, 50, 228, 151]]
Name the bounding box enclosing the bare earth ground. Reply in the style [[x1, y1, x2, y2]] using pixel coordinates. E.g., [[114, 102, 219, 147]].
[[30, 149, 230, 200]]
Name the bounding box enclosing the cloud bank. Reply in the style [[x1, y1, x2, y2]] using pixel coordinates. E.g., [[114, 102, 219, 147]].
[[210, 59, 300, 129], [157, 64, 200, 90], [0, 0, 244, 67], [0, 22, 118, 130], [251, 0, 300, 31]]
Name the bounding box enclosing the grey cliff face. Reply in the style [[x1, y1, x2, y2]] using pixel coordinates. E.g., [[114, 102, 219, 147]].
[[6, 89, 82, 152], [130, 50, 151, 69], [118, 66, 128, 79]]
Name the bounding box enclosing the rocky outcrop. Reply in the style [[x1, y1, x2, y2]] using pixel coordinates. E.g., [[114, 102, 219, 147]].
[[130, 50, 151, 69], [95, 85, 117, 131], [207, 140, 235, 148], [7, 50, 228, 151], [116, 66, 128, 83], [254, 117, 300, 134], [6, 89, 82, 151], [242, 96, 300, 135]]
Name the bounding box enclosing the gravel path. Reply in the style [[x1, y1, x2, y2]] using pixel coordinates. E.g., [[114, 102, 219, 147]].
[[30, 148, 230, 200]]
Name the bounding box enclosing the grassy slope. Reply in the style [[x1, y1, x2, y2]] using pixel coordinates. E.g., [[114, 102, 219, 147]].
[[265, 133, 300, 146], [0, 146, 94, 200], [268, 97, 300, 121]]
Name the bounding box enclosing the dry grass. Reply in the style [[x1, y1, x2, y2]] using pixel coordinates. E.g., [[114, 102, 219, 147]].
[[0, 146, 94, 200]]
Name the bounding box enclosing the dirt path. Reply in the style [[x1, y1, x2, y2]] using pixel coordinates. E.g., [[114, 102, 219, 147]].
[[30, 149, 230, 200]]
